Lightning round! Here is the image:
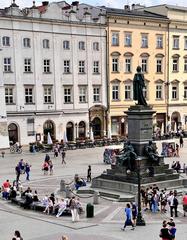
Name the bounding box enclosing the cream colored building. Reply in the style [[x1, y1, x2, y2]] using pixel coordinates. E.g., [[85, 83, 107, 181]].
[[106, 6, 169, 137], [144, 5, 187, 131]]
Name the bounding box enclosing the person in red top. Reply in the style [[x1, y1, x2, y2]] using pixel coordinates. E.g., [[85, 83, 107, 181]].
[[182, 192, 187, 216], [2, 179, 11, 199]]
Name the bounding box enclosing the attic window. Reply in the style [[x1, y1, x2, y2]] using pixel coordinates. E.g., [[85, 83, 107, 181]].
[[127, 21, 129, 24], [114, 19, 117, 23], [144, 22, 146, 26], [159, 24, 161, 27]]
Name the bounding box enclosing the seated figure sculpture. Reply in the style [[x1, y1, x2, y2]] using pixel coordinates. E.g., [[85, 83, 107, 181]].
[[144, 140, 160, 165], [116, 141, 137, 171]]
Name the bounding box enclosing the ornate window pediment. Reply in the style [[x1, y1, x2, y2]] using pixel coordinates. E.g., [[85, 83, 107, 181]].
[[111, 51, 121, 57], [155, 53, 164, 58], [171, 79, 179, 84], [124, 52, 134, 57], [172, 54, 180, 58], [111, 78, 121, 83], [155, 79, 164, 84], [140, 52, 150, 57]]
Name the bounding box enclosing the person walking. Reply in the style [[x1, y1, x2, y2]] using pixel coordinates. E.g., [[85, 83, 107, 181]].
[[131, 202, 137, 227], [179, 135, 184, 148], [25, 162, 31, 181], [61, 149, 66, 164], [87, 165, 91, 182], [121, 203, 135, 231], [15, 163, 21, 182], [167, 192, 178, 217], [69, 196, 79, 222], [168, 222, 176, 240], [182, 192, 187, 216], [48, 160, 53, 175]]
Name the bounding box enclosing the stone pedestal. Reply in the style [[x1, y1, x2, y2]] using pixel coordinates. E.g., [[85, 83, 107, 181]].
[[125, 105, 155, 156]]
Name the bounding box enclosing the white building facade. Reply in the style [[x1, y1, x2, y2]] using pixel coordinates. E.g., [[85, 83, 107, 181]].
[[0, 1, 107, 146]]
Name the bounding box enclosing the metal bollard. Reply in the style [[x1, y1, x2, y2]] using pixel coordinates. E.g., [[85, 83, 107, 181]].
[[93, 191, 99, 204], [65, 186, 73, 198], [60, 180, 66, 192]]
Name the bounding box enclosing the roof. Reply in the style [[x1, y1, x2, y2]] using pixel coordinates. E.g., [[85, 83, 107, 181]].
[[145, 4, 187, 12], [105, 7, 168, 20]]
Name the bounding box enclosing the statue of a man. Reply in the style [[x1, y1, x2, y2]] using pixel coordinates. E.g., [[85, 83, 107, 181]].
[[133, 66, 147, 106], [144, 141, 160, 165], [116, 141, 137, 171]]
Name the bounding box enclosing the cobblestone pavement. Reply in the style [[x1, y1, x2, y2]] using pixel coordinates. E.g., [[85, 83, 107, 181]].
[[0, 139, 187, 240]]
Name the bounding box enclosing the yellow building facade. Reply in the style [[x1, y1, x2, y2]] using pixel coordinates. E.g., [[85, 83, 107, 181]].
[[106, 8, 169, 137], [145, 5, 187, 131]]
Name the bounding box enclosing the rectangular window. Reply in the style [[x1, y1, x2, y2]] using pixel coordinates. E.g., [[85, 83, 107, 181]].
[[156, 35, 163, 48], [156, 85, 162, 99], [63, 40, 70, 50], [141, 34, 148, 48], [124, 32, 132, 47], [5, 87, 14, 104], [64, 60, 70, 73], [184, 37, 187, 50], [64, 87, 72, 103], [124, 85, 131, 100], [93, 86, 100, 102], [93, 42, 99, 51], [93, 61, 99, 73], [25, 87, 33, 104], [43, 39, 50, 49], [172, 86, 178, 99], [79, 41, 85, 50], [2, 36, 10, 46], [143, 84, 147, 99], [156, 59, 162, 73], [43, 59, 50, 73], [27, 118, 35, 136], [112, 84, 119, 100], [184, 59, 187, 72], [23, 38, 31, 48], [79, 61, 85, 73], [44, 86, 53, 103], [112, 32, 119, 46], [24, 58, 31, 72], [173, 36, 179, 49], [125, 58, 131, 72], [184, 86, 187, 99], [141, 58, 147, 73], [112, 58, 118, 72], [79, 86, 87, 103], [4, 58, 11, 72], [172, 58, 178, 72]]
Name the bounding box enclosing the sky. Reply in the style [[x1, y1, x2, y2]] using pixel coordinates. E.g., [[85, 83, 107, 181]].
[[0, 0, 187, 9]]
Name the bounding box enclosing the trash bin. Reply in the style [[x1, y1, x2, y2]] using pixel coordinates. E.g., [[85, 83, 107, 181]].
[[86, 203, 94, 218]]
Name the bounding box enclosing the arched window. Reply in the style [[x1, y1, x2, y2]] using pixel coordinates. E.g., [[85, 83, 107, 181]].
[[78, 121, 86, 138]]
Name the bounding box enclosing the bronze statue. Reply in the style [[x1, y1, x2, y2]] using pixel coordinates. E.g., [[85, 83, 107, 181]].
[[144, 141, 160, 165], [133, 66, 147, 106], [116, 141, 137, 171]]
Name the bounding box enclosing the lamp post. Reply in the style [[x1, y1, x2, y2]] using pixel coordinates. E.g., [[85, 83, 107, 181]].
[[136, 158, 146, 226], [75, 123, 78, 140]]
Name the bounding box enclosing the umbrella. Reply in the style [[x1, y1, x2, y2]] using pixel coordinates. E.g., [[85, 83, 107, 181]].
[[90, 127, 94, 141], [47, 132, 53, 145], [63, 130, 68, 143]]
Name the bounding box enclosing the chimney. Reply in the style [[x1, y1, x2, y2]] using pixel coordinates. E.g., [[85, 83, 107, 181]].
[[42, 1, 49, 6], [72, 1, 79, 6], [124, 5, 130, 11], [131, 4, 135, 10]]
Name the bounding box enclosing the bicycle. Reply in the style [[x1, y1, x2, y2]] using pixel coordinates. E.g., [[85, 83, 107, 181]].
[[10, 144, 22, 154]]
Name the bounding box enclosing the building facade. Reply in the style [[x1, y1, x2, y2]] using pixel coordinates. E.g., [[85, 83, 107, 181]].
[[0, 1, 107, 145], [144, 5, 187, 131], [106, 6, 169, 137]]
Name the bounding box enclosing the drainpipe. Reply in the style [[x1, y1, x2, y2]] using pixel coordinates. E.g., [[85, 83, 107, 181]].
[[166, 20, 170, 133], [106, 16, 110, 137]]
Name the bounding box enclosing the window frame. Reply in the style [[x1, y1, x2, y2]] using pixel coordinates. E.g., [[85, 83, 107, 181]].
[[156, 58, 162, 73], [173, 36, 179, 49], [112, 84, 119, 101], [156, 84, 163, 100], [63, 40, 70, 50], [93, 42, 99, 51], [112, 57, 119, 72], [184, 85, 187, 99], [172, 58, 179, 72], [124, 32, 132, 47], [124, 84, 132, 100], [64, 86, 72, 103], [78, 60, 85, 73], [4, 57, 11, 72], [5, 87, 14, 104], [43, 39, 50, 49], [79, 41, 85, 50], [43, 59, 51, 73], [156, 35, 163, 49], [172, 85, 178, 100], [93, 61, 99, 74], [24, 58, 32, 73], [25, 87, 34, 104], [2, 36, 10, 46], [23, 38, 31, 48], [112, 32, 119, 46], [64, 60, 70, 73], [141, 57, 148, 73], [93, 86, 101, 102], [141, 34, 148, 48], [125, 57, 131, 73], [43, 86, 53, 104], [79, 86, 87, 103]]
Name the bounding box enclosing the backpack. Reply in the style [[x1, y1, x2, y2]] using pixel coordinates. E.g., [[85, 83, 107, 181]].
[[173, 197, 178, 206]]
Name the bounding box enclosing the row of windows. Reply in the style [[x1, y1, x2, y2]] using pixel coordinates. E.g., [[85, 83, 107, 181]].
[[0, 36, 100, 50], [3, 58, 100, 74], [111, 83, 185, 101], [111, 32, 164, 48], [111, 32, 187, 50], [5, 86, 101, 105], [112, 57, 163, 73]]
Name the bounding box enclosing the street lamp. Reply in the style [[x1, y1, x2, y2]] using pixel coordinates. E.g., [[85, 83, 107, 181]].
[[127, 158, 146, 226], [136, 158, 146, 226], [75, 123, 78, 139]]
